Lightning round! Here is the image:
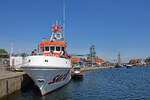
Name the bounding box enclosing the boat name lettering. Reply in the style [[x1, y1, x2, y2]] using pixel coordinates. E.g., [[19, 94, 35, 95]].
[[48, 70, 69, 85]]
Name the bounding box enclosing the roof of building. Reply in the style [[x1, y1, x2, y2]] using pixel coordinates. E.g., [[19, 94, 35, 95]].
[[86, 56, 104, 63]]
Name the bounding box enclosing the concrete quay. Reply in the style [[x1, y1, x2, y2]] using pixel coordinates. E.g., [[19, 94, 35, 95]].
[[80, 66, 114, 72], [0, 68, 25, 98]]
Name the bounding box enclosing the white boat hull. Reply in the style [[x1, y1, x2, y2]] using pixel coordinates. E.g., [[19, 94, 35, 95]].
[[22, 56, 71, 95]]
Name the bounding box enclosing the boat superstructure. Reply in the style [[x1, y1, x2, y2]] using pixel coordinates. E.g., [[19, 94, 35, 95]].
[[22, 24, 71, 96]]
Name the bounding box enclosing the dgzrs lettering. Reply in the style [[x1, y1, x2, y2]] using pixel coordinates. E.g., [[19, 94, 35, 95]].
[[48, 71, 69, 84]]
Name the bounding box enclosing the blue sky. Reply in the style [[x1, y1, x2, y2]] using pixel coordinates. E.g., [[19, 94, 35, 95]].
[[0, 0, 150, 62]]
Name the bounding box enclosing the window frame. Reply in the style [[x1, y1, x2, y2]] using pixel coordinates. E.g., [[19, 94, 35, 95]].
[[44, 46, 50, 52], [50, 46, 55, 51], [56, 46, 61, 51]]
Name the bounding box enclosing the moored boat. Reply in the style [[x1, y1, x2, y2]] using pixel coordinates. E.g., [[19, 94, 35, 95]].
[[22, 24, 71, 96], [126, 64, 133, 68], [71, 66, 84, 79], [115, 63, 121, 68]]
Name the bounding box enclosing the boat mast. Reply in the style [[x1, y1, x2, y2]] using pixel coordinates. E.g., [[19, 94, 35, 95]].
[[49, 0, 66, 42], [63, 0, 66, 39], [50, 21, 64, 41]]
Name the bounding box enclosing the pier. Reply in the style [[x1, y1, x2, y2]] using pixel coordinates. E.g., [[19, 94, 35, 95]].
[[0, 66, 25, 98], [80, 66, 114, 72], [71, 66, 114, 72]]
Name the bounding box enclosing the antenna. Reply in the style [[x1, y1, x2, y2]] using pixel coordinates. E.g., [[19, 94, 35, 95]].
[[10, 43, 14, 57], [63, 0, 66, 39], [56, 20, 58, 25]]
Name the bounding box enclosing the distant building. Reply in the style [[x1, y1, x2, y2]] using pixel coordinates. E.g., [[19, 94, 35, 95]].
[[0, 58, 3, 65], [129, 59, 146, 65], [86, 56, 104, 65], [71, 56, 104, 67], [71, 58, 81, 66], [140, 59, 146, 65], [102, 61, 112, 67], [129, 59, 137, 64], [0, 58, 3, 60]]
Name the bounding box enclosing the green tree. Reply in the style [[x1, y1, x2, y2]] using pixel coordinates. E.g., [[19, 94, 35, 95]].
[[21, 53, 28, 57], [105, 61, 110, 64], [80, 58, 86, 62], [0, 49, 9, 58], [145, 57, 150, 62]]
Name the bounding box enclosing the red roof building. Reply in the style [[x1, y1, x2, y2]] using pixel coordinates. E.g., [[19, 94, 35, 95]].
[[86, 56, 104, 64], [129, 59, 138, 64], [71, 58, 81, 66]]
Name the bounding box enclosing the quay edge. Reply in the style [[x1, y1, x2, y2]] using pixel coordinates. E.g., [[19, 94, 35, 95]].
[[72, 66, 115, 72], [0, 72, 25, 98]]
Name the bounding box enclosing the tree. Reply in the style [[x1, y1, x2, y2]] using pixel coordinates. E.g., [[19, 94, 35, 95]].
[[105, 61, 110, 64], [145, 57, 150, 62], [0, 49, 9, 58], [80, 58, 86, 62], [21, 53, 28, 57]]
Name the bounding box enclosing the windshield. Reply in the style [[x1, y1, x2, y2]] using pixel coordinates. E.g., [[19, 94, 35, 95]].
[[45, 46, 49, 51], [50, 46, 55, 51]]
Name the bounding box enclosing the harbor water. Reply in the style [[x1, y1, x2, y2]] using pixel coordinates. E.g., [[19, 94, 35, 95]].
[[1, 66, 150, 100]]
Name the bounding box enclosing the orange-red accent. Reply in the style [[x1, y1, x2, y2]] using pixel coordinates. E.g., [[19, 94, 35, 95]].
[[78, 73, 84, 76], [40, 41, 67, 46], [42, 52, 50, 56], [71, 72, 84, 76], [5, 66, 9, 70], [71, 58, 81, 66], [42, 52, 60, 57], [65, 52, 68, 59], [42, 52, 68, 58], [71, 73, 75, 76], [52, 25, 62, 33]]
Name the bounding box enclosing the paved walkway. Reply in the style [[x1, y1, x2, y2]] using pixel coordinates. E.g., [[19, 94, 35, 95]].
[[0, 71, 25, 80], [0, 66, 25, 80], [0, 66, 9, 74], [0, 64, 25, 80]]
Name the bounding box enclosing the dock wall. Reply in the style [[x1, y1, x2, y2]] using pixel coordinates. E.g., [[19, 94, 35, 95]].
[[0, 72, 25, 98]]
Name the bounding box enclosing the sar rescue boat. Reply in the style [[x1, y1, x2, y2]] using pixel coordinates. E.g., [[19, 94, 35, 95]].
[[22, 24, 71, 96], [71, 65, 84, 79]]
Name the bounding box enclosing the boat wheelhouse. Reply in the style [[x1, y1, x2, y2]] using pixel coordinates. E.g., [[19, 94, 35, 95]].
[[39, 41, 67, 58], [39, 25, 68, 58]]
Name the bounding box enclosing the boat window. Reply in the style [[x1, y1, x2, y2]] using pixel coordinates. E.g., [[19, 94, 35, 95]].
[[62, 47, 65, 51], [56, 46, 60, 51], [45, 46, 49, 51], [57, 34, 60, 38], [50, 46, 55, 51]]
